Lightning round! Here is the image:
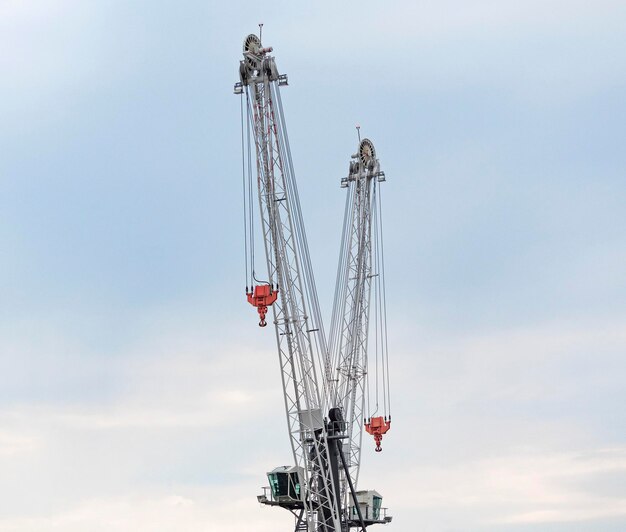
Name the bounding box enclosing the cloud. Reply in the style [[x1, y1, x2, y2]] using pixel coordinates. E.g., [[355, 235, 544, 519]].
[[380, 446, 626, 530], [393, 316, 626, 408], [0, 324, 289, 523], [1, 2, 625, 531], [0, 487, 289, 532], [1, 298, 624, 530], [0, 0, 149, 138], [0, 429, 38, 457], [353, 317, 626, 530]]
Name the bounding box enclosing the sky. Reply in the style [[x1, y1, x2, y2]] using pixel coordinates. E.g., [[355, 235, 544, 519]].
[[1, 0, 625, 530]]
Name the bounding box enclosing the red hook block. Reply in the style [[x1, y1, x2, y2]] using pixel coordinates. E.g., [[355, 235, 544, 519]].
[[365, 416, 391, 452], [247, 285, 278, 327]]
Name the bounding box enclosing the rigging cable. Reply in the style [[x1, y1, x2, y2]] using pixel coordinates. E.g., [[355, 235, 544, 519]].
[[372, 180, 380, 416], [240, 93, 249, 289], [246, 91, 256, 284], [378, 182, 391, 416], [274, 83, 332, 404], [329, 187, 353, 404]]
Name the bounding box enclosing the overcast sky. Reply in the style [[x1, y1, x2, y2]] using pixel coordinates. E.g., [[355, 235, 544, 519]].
[[1, 1, 625, 531]]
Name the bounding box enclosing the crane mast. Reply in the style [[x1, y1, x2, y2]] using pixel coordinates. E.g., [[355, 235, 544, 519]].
[[328, 137, 388, 510], [235, 32, 392, 532]]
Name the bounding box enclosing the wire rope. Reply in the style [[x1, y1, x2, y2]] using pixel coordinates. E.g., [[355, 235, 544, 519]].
[[274, 83, 332, 405], [372, 181, 380, 416], [377, 183, 391, 416], [246, 92, 256, 285], [329, 188, 352, 405], [240, 93, 249, 288]]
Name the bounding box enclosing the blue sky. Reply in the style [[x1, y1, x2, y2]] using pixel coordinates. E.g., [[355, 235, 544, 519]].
[[1, 1, 625, 530]]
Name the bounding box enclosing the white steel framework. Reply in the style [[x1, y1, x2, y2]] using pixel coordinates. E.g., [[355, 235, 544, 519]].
[[236, 34, 341, 532], [235, 32, 391, 532], [329, 137, 387, 510]]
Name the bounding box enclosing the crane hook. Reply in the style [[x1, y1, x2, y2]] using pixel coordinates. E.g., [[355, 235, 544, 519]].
[[365, 416, 391, 452], [247, 284, 278, 327]]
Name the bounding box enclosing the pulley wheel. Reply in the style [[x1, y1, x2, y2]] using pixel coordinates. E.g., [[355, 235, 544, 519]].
[[359, 138, 376, 166], [243, 34, 261, 68]]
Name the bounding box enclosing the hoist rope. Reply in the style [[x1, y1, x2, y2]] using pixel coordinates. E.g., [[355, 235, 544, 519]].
[[240, 94, 249, 288], [370, 180, 391, 418], [371, 182, 380, 416], [377, 183, 391, 416], [245, 92, 257, 285]]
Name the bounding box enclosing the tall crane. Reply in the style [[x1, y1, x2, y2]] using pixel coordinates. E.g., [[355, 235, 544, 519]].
[[234, 31, 391, 531]]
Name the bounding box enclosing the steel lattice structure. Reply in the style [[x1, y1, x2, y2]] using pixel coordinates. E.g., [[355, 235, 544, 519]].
[[329, 138, 386, 510], [236, 34, 341, 531], [235, 32, 391, 532]]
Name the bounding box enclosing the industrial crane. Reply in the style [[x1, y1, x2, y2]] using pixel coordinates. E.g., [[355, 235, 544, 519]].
[[234, 30, 391, 531]]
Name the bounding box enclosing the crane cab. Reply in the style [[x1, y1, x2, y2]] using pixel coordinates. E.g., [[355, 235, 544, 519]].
[[350, 490, 392, 525], [266, 466, 305, 504]]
